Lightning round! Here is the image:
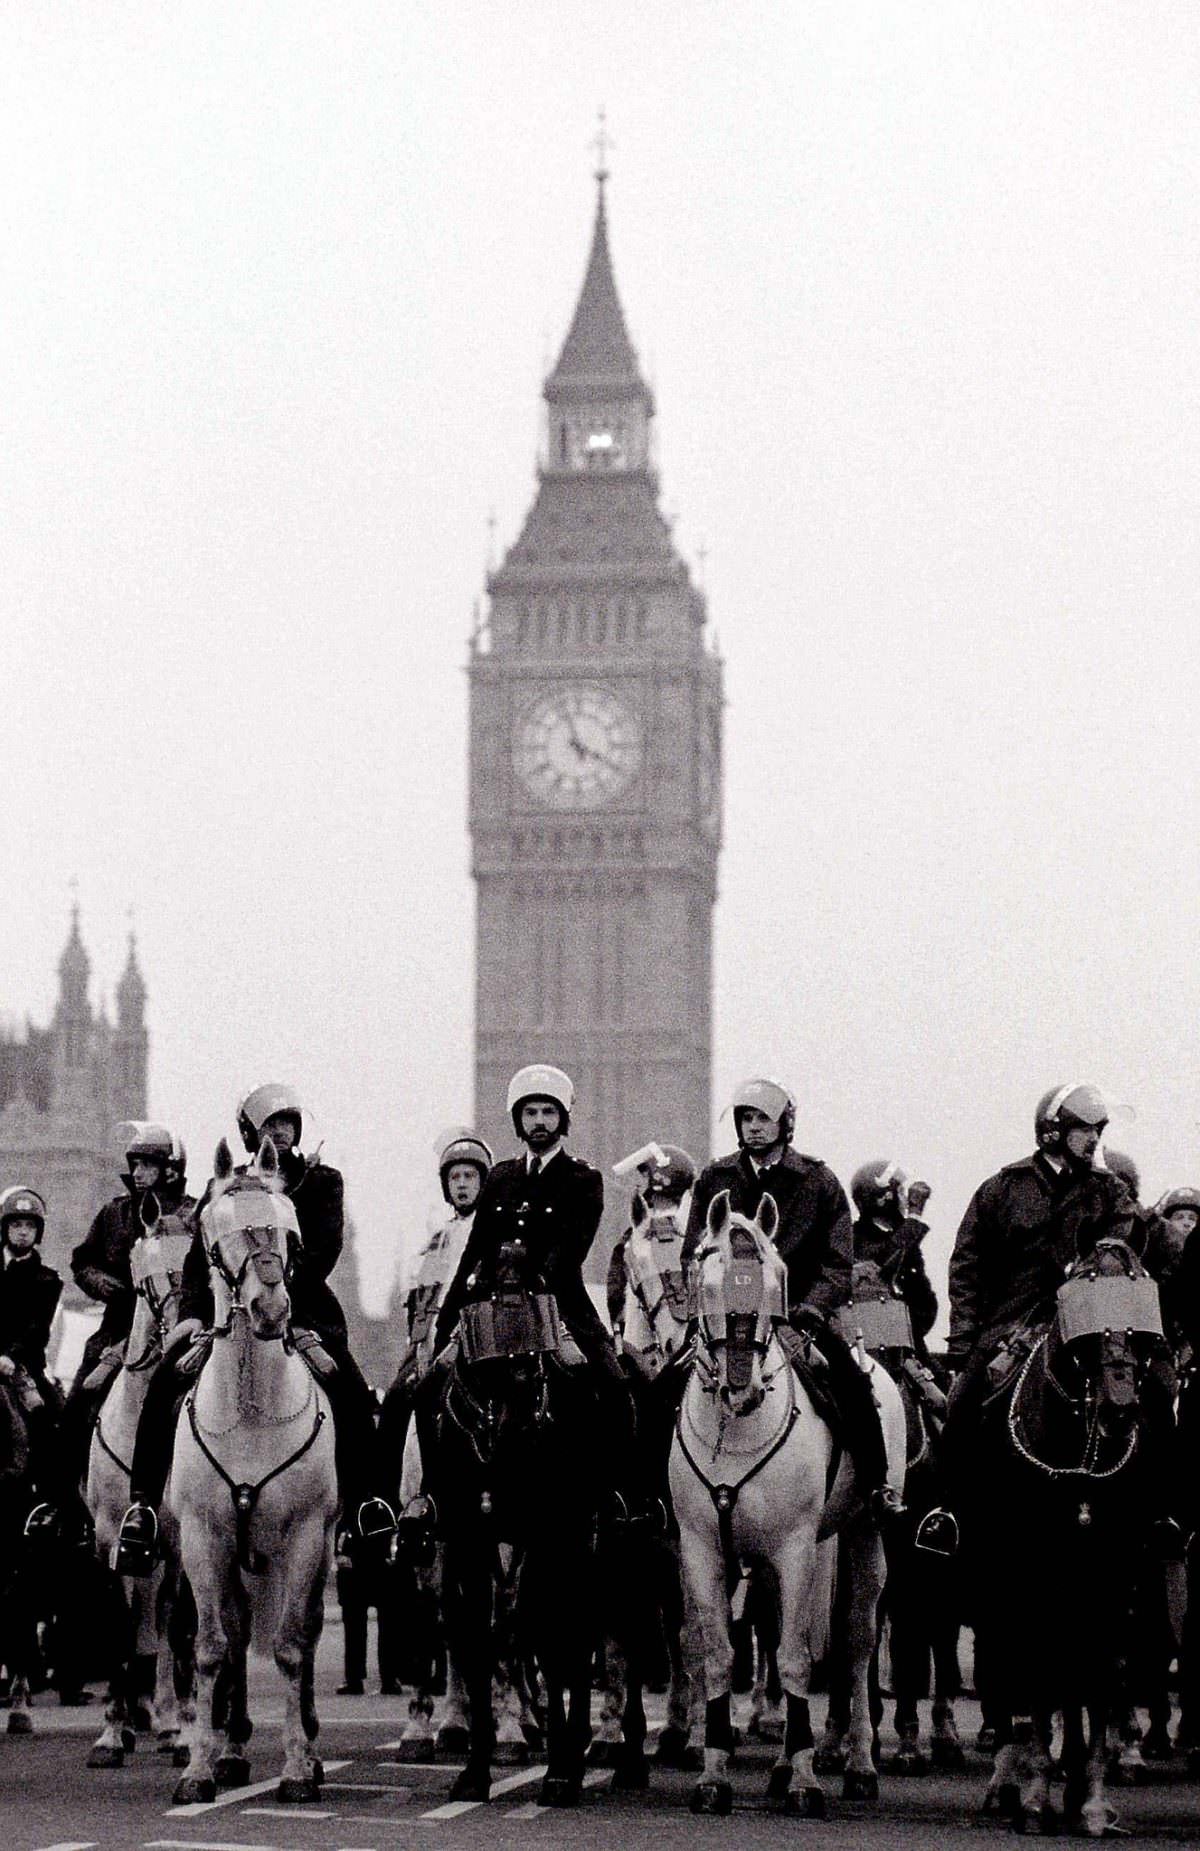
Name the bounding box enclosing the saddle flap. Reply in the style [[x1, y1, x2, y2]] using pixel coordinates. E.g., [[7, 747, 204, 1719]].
[[1056, 1273, 1163, 1345], [833, 1295, 914, 1354], [459, 1291, 562, 1364]]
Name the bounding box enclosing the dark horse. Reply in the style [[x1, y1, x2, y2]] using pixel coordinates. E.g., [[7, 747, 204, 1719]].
[[417, 1255, 611, 1806], [966, 1237, 1171, 1835]]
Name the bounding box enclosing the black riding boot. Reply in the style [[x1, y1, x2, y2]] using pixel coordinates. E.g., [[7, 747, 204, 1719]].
[[913, 1357, 989, 1555], [804, 1316, 903, 1524]]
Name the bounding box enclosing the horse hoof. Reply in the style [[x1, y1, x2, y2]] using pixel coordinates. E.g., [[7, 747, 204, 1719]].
[[174, 1774, 216, 1803], [766, 1764, 792, 1801], [654, 1725, 693, 1769], [539, 1774, 582, 1808], [785, 1785, 827, 1818], [1141, 1731, 1173, 1762], [86, 1744, 125, 1770], [843, 1770, 878, 1804], [1016, 1803, 1057, 1835], [812, 1746, 845, 1776], [393, 1736, 437, 1762], [311, 1758, 324, 1786], [121, 1726, 137, 1753], [585, 1738, 617, 1767], [931, 1740, 966, 1772], [982, 1782, 1020, 1819], [610, 1752, 649, 1792], [448, 1768, 490, 1803], [215, 1754, 251, 1788], [436, 1723, 471, 1757], [6, 1710, 32, 1736], [690, 1779, 733, 1816], [277, 1776, 321, 1804], [889, 1748, 927, 1777], [172, 1743, 191, 1769]]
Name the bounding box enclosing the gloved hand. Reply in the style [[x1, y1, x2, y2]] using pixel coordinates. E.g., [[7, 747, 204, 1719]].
[[164, 1317, 205, 1354], [792, 1303, 828, 1337]]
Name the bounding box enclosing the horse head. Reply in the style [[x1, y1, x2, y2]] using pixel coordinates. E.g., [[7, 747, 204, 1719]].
[[1056, 1237, 1163, 1439], [127, 1191, 191, 1362], [200, 1136, 296, 1341], [622, 1191, 692, 1376], [693, 1190, 787, 1411]]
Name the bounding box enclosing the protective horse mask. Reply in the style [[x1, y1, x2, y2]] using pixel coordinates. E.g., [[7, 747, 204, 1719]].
[[696, 1190, 787, 1391]]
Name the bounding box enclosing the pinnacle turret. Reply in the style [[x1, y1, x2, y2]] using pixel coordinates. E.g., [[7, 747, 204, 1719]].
[[117, 932, 147, 1027], [57, 905, 91, 1012]]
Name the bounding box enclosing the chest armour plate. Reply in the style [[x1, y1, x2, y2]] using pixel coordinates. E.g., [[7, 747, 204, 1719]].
[[834, 1294, 915, 1354], [459, 1291, 562, 1364], [1057, 1273, 1163, 1345]]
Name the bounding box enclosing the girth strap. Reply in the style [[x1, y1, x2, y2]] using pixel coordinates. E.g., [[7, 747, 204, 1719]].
[[185, 1392, 327, 1573]]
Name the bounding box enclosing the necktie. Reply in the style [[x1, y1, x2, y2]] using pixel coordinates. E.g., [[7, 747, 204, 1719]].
[[530, 1155, 542, 1177]]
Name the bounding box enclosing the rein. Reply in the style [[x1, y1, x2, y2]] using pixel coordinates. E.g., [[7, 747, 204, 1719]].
[[1007, 1332, 1139, 1481], [184, 1389, 326, 1573], [94, 1419, 133, 1479]]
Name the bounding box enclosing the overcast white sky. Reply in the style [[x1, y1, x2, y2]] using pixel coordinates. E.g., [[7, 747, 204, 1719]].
[[4, 3, 1197, 1315]]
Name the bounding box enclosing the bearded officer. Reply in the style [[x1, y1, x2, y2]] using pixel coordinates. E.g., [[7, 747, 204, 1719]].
[[115, 1082, 390, 1572], [682, 1078, 902, 1526], [376, 1127, 493, 1510], [916, 1082, 1179, 1557], [420, 1064, 645, 1527]]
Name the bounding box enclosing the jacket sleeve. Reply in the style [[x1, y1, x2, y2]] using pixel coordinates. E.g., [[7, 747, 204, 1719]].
[[946, 1183, 989, 1361], [179, 1219, 215, 1325], [71, 1207, 122, 1302], [7, 1269, 62, 1373], [796, 1170, 853, 1320], [894, 1231, 939, 1338], [297, 1167, 344, 1285], [607, 1232, 630, 1331], [682, 1165, 718, 1275], [572, 1167, 604, 1262]]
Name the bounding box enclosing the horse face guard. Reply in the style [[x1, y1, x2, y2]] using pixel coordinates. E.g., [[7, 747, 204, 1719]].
[[1055, 1238, 1163, 1416], [201, 1138, 298, 1339], [694, 1191, 787, 1397], [623, 1193, 692, 1368], [128, 1202, 192, 1346]]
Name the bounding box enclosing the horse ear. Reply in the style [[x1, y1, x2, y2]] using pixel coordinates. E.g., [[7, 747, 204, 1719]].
[[214, 1138, 234, 1181], [258, 1135, 279, 1179], [631, 1192, 649, 1229], [707, 1189, 731, 1239], [757, 1191, 779, 1243], [141, 1191, 161, 1232]]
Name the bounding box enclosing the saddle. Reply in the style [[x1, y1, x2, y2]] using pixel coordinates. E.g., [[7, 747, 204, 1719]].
[[775, 1324, 841, 1435]]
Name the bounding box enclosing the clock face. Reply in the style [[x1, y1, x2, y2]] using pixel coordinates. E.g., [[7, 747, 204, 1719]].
[[514, 685, 642, 809]]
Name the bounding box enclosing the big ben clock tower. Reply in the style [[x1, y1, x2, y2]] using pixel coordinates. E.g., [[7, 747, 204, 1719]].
[[469, 159, 723, 1256]]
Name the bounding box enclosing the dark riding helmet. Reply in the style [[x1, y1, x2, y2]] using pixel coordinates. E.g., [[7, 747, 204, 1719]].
[[237, 1082, 302, 1154], [435, 1127, 493, 1203], [505, 1064, 573, 1139], [728, 1078, 796, 1147], [1035, 1083, 1108, 1153], [121, 1121, 174, 1188], [638, 1144, 697, 1204], [850, 1158, 909, 1218], [1102, 1148, 1140, 1198], [0, 1185, 46, 1248], [1159, 1185, 1200, 1220]]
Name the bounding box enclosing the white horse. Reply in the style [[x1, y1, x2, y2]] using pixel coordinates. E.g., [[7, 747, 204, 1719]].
[[669, 1190, 906, 1817], [85, 1197, 194, 1769], [170, 1138, 338, 1804]]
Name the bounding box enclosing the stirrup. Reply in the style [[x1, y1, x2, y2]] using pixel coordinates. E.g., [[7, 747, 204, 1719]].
[[389, 1494, 438, 1568], [913, 1507, 959, 1557], [23, 1500, 59, 1542], [112, 1502, 159, 1577], [356, 1496, 398, 1540]]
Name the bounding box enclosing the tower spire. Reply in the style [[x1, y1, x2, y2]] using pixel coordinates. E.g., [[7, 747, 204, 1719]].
[[591, 106, 612, 191]]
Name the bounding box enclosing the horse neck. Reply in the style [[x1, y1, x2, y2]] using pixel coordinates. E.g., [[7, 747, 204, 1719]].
[[622, 1289, 659, 1355], [101, 1294, 160, 1436], [198, 1310, 307, 1428]]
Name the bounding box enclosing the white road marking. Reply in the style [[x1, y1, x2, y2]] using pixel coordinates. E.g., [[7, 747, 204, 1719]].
[[378, 1758, 464, 1771], [166, 1757, 351, 1816], [241, 1807, 334, 1818], [323, 1781, 413, 1792], [420, 1762, 550, 1819], [35, 1843, 98, 1850], [420, 1801, 480, 1821], [147, 1842, 300, 1850]]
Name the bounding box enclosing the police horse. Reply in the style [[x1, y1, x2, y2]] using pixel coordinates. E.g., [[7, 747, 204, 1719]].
[[591, 1187, 705, 1777], [416, 1240, 617, 1807], [170, 1140, 338, 1804], [822, 1261, 964, 1776], [968, 1236, 1171, 1834], [670, 1191, 906, 1817]]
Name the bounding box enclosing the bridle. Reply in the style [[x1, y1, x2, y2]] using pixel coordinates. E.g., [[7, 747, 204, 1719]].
[[124, 1231, 190, 1371], [200, 1181, 295, 1342]]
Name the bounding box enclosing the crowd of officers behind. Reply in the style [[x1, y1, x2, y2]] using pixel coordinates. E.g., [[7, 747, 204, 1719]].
[[1, 1068, 1199, 1691]]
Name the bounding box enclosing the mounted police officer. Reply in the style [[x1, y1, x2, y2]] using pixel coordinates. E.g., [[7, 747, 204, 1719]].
[[849, 1160, 938, 1359], [415, 1064, 646, 1529], [376, 1127, 493, 1509], [916, 1082, 1179, 1557], [682, 1078, 903, 1526], [114, 1082, 389, 1573], [0, 1186, 63, 1522], [607, 1143, 696, 1338]]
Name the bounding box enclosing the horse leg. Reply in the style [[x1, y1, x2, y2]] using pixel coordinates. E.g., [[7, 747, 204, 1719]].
[[929, 1607, 965, 1770], [1080, 1701, 1118, 1838], [837, 1526, 884, 1803], [434, 1648, 471, 1756], [275, 1523, 329, 1801], [1013, 1712, 1054, 1834], [174, 1568, 227, 1803], [444, 1543, 494, 1801], [678, 1524, 735, 1815], [657, 1550, 700, 1769], [771, 1527, 825, 1815], [748, 1583, 784, 1743], [87, 1574, 135, 1768], [589, 1632, 624, 1767], [166, 1567, 197, 1768]]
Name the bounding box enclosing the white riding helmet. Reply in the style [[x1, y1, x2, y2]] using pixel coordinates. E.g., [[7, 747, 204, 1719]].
[[726, 1078, 796, 1144], [237, 1082, 303, 1152], [506, 1064, 574, 1132]]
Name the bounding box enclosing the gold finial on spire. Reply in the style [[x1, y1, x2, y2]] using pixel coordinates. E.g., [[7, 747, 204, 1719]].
[[591, 106, 612, 189]]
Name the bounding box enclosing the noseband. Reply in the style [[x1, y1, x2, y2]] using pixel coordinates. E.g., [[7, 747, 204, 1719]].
[[205, 1221, 291, 1340]]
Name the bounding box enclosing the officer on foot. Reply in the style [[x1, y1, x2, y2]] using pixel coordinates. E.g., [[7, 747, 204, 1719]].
[[114, 1083, 389, 1573], [413, 1065, 648, 1533], [682, 1079, 904, 1527], [378, 1127, 493, 1520], [915, 1082, 1178, 1557]]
